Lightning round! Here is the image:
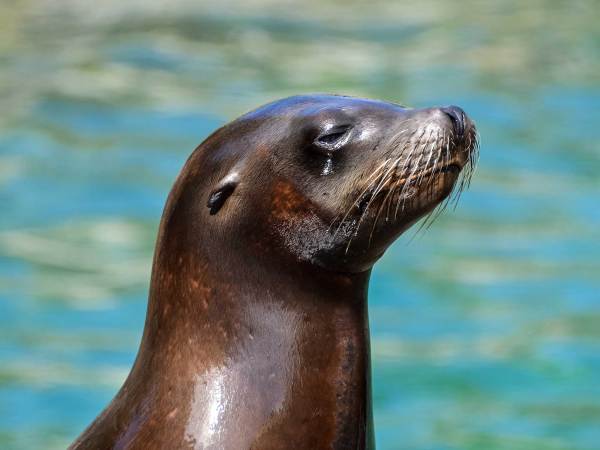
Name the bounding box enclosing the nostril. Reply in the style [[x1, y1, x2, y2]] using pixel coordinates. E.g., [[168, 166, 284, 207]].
[[441, 106, 466, 138]]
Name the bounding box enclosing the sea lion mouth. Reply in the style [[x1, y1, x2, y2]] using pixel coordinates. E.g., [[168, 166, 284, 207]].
[[393, 161, 463, 185], [440, 163, 461, 174]]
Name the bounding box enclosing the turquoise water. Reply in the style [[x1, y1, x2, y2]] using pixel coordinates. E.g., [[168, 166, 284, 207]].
[[1, 1, 599, 449]]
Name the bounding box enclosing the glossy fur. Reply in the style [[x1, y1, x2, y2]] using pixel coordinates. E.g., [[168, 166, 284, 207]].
[[71, 95, 477, 450]]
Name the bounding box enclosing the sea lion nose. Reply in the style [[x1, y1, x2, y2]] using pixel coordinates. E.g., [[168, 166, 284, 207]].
[[441, 105, 466, 139]]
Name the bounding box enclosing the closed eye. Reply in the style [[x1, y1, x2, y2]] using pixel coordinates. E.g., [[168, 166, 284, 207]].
[[314, 124, 353, 151], [317, 130, 347, 145]]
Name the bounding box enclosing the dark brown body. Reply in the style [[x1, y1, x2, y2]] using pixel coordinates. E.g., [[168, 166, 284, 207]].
[[72, 258, 374, 449], [71, 95, 477, 449]]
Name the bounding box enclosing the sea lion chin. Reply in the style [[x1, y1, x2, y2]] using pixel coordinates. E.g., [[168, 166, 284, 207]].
[[70, 94, 478, 450]]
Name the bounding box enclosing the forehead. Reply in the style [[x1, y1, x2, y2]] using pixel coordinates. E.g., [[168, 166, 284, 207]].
[[241, 95, 405, 122]]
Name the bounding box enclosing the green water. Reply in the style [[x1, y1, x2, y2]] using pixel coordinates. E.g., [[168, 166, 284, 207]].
[[1, 1, 599, 449]]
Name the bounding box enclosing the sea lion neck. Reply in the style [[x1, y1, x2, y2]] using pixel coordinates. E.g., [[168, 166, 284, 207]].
[[141, 236, 372, 348], [122, 247, 376, 449]]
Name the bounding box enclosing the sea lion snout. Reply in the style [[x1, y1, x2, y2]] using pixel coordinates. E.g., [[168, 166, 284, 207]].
[[409, 105, 477, 171]]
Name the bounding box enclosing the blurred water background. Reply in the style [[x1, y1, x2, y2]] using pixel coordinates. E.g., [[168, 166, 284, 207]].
[[1, 1, 599, 449]]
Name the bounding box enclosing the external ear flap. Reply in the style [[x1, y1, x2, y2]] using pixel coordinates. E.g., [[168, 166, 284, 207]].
[[207, 173, 239, 215]]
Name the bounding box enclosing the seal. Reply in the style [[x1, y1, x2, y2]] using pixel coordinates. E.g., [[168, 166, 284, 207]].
[[70, 95, 478, 450]]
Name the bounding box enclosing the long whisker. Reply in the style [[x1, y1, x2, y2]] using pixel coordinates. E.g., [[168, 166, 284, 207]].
[[396, 127, 434, 214], [412, 123, 480, 239], [345, 159, 400, 253], [330, 158, 391, 236], [368, 160, 404, 244], [336, 114, 479, 252]]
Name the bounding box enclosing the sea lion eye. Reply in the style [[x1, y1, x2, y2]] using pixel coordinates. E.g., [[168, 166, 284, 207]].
[[313, 124, 353, 152]]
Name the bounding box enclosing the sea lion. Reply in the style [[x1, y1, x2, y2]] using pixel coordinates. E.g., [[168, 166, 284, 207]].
[[70, 95, 478, 450]]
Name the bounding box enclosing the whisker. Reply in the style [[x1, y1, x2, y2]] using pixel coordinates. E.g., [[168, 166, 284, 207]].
[[330, 158, 391, 236], [345, 159, 399, 252], [334, 115, 478, 252]]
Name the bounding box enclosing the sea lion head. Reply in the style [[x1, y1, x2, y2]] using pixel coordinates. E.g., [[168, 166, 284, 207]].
[[167, 95, 478, 274]]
